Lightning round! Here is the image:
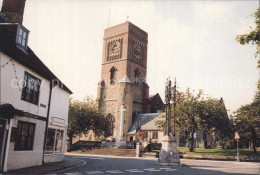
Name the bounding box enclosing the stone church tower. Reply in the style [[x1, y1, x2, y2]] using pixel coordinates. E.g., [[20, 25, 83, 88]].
[[97, 21, 150, 141]]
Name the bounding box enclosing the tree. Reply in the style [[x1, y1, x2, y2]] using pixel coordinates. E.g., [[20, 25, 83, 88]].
[[173, 89, 233, 151], [175, 89, 203, 152], [234, 81, 260, 153], [236, 8, 260, 68], [235, 8, 260, 153], [198, 98, 234, 149], [67, 98, 110, 146]]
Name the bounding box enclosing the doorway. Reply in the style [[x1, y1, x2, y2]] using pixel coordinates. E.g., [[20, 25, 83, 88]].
[[0, 119, 6, 172]]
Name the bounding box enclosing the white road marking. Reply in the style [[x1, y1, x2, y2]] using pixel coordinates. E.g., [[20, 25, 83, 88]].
[[64, 172, 82, 175], [144, 168, 161, 172], [159, 168, 172, 170], [128, 170, 144, 173], [86, 171, 104, 174], [90, 158, 104, 160], [144, 168, 156, 170], [125, 169, 139, 171], [165, 169, 178, 171], [48, 159, 86, 174], [106, 170, 124, 174]]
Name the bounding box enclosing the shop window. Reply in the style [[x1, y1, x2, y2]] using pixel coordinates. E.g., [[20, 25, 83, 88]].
[[45, 128, 64, 154], [15, 121, 35, 151]]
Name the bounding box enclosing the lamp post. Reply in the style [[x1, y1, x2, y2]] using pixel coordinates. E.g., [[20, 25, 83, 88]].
[[164, 78, 171, 136], [172, 78, 177, 136], [234, 132, 240, 162], [165, 78, 178, 136], [158, 77, 180, 165]]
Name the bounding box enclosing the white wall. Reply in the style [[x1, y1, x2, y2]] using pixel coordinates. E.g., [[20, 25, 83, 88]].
[[45, 87, 70, 163], [0, 52, 50, 118], [0, 51, 71, 169], [49, 87, 70, 126], [7, 116, 45, 170]]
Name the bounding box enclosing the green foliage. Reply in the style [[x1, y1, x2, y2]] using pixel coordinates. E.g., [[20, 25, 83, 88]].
[[67, 97, 110, 144], [174, 89, 233, 151], [155, 88, 234, 151], [235, 8, 260, 153], [234, 80, 260, 153], [236, 8, 260, 68]]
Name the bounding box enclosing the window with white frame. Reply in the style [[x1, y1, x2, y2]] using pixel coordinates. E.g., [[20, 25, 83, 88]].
[[45, 128, 64, 154], [16, 25, 29, 49]]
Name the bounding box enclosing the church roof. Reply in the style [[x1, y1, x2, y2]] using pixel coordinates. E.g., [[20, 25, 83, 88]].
[[127, 113, 164, 134]]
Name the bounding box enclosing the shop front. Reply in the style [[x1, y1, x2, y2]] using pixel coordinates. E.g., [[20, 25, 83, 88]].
[[44, 116, 67, 163]]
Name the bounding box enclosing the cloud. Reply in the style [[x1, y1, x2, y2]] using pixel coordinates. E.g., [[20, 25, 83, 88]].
[[193, 1, 235, 23]]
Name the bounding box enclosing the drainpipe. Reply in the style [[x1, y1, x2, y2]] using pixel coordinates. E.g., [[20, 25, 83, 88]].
[[42, 81, 53, 164], [0, 52, 2, 105], [3, 119, 13, 172]]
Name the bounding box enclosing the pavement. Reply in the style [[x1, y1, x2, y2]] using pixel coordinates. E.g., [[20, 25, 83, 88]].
[[3, 158, 85, 175]]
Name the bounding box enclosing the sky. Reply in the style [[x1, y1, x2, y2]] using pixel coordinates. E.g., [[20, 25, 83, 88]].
[[1, 0, 259, 114]]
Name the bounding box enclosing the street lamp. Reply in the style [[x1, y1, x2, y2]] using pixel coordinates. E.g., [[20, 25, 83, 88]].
[[158, 77, 180, 166], [234, 132, 240, 162], [164, 77, 177, 136], [164, 77, 172, 136], [172, 78, 177, 136]]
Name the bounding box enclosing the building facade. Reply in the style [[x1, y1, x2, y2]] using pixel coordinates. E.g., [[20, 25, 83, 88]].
[[0, 0, 72, 172]]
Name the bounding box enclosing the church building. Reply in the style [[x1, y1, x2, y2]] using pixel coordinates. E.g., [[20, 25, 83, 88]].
[[97, 21, 164, 145]]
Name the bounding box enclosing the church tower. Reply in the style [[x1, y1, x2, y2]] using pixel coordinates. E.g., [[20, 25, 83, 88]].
[[97, 21, 149, 142]]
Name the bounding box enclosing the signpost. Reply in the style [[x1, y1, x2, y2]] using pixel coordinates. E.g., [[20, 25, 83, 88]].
[[234, 132, 240, 162]]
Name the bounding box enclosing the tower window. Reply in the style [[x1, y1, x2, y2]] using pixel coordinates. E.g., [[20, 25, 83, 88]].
[[110, 67, 116, 85], [106, 114, 115, 137], [134, 69, 140, 85], [16, 25, 29, 50]]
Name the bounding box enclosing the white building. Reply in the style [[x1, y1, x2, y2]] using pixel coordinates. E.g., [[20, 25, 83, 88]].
[[0, 0, 72, 172]]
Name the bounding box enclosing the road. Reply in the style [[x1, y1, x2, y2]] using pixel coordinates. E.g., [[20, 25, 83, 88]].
[[50, 154, 260, 175]]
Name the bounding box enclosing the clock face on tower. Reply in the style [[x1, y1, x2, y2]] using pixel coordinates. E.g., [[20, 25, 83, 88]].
[[107, 39, 122, 62], [131, 39, 144, 65], [109, 40, 120, 56]]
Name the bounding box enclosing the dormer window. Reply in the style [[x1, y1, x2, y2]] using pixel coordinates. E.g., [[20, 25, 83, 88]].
[[16, 25, 29, 50]]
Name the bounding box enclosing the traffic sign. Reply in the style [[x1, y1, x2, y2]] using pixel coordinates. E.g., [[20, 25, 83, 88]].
[[234, 132, 240, 140]]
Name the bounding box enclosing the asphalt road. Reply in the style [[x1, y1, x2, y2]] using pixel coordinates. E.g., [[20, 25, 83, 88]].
[[50, 154, 260, 175]]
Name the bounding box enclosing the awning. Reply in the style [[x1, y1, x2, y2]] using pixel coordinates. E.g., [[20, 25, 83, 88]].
[[0, 104, 24, 119]]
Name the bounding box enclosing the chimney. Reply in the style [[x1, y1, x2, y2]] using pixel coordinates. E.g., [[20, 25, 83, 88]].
[[1, 0, 26, 24]]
